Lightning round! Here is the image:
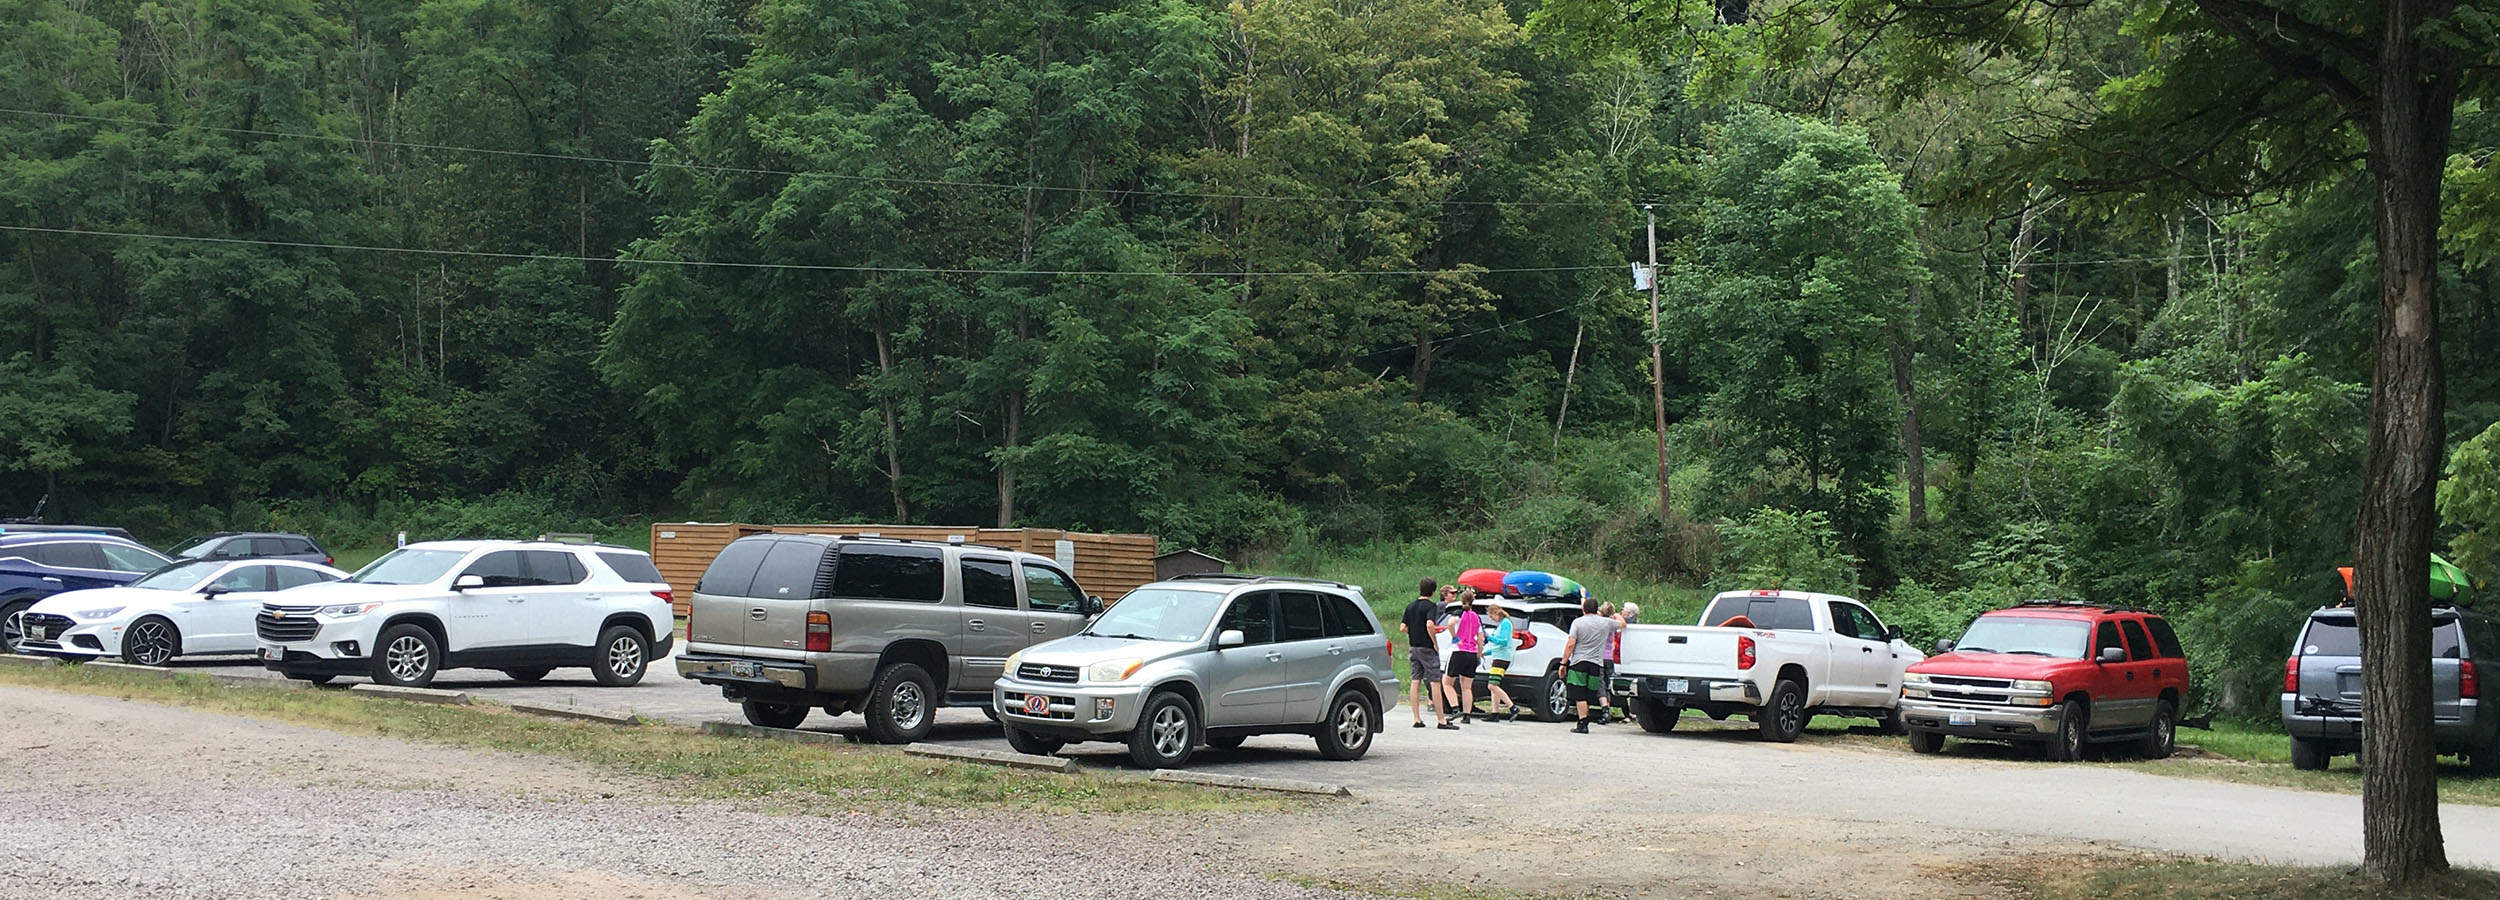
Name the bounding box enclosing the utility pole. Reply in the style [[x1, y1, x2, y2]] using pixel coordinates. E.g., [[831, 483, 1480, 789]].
[[1645, 204, 1672, 523]]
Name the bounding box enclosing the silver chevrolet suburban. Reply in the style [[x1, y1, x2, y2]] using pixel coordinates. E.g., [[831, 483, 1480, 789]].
[[991, 573, 1397, 769], [677, 534, 1102, 743], [2283, 604, 2500, 774]]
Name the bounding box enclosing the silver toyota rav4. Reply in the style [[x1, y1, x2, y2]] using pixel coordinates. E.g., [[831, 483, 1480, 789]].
[[992, 573, 1397, 769]]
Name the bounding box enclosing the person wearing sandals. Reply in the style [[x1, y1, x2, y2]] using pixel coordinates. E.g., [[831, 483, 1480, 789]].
[[1482, 601, 1521, 720], [1444, 590, 1486, 723]]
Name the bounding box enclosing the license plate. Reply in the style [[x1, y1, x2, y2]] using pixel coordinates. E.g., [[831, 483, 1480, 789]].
[[1664, 678, 1689, 694], [261, 646, 283, 661], [25, 625, 46, 641], [1023, 693, 1050, 716], [1948, 712, 1976, 726], [727, 661, 761, 678]]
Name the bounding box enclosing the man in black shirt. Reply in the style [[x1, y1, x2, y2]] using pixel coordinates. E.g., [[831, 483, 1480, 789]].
[[1398, 578, 1456, 729]]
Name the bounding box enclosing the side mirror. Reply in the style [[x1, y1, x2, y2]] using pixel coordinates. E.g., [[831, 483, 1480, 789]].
[[1083, 595, 1105, 616], [1886, 624, 1903, 641], [200, 584, 230, 596], [1216, 629, 1246, 648], [2097, 646, 2128, 664], [1932, 639, 1955, 655], [453, 574, 486, 591]]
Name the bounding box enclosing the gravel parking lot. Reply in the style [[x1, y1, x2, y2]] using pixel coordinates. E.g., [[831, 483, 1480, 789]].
[[30, 652, 2500, 898]]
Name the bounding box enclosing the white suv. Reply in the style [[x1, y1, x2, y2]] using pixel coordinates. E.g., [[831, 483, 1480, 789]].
[[256, 540, 675, 688]]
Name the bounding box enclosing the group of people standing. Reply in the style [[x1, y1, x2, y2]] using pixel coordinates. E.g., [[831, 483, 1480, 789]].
[[1396, 577, 1635, 734]]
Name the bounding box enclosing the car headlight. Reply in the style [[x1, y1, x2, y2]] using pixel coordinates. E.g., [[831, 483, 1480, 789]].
[[76, 607, 124, 620], [1003, 650, 1025, 674], [316, 602, 384, 617], [1902, 672, 1930, 685], [1087, 659, 1146, 683], [2012, 679, 2052, 693]]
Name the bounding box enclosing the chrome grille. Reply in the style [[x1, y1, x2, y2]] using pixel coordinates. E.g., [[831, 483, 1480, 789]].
[[1002, 690, 1078, 720], [1016, 662, 1080, 684], [255, 605, 320, 642]]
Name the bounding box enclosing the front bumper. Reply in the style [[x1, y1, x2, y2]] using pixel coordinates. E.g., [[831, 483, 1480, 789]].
[[13, 613, 118, 657], [992, 677, 1148, 738], [1900, 698, 2063, 739]]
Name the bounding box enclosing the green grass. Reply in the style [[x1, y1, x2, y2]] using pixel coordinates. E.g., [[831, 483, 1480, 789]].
[[1961, 856, 2500, 900], [0, 662, 1278, 815], [1257, 537, 1710, 627], [2143, 720, 2500, 806]]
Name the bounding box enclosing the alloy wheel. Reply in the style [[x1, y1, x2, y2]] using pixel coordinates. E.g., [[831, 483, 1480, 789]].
[[890, 680, 927, 731], [1151, 705, 1190, 758], [1335, 699, 1371, 748], [386, 635, 431, 682], [1777, 690, 1804, 735], [2, 615, 23, 653], [605, 635, 643, 679], [1546, 680, 1570, 719], [129, 621, 176, 665]]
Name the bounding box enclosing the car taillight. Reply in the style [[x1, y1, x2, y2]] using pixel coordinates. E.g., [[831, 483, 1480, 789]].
[[2464, 660, 2481, 700], [652, 589, 673, 604], [685, 610, 695, 641], [323, 556, 334, 566], [1386, 637, 1395, 659], [805, 610, 832, 652], [2284, 657, 2300, 693], [1737, 635, 1756, 670]]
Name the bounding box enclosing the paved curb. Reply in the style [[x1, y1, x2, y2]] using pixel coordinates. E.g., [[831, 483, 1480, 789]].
[[903, 744, 1073, 772], [1150, 769, 1351, 797], [349, 683, 471, 705], [208, 672, 308, 691], [86, 661, 177, 678], [511, 701, 640, 726], [0, 654, 61, 668], [700, 721, 854, 745]]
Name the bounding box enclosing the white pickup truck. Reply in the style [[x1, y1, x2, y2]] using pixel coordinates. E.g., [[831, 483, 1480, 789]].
[[1614, 589, 1923, 742]]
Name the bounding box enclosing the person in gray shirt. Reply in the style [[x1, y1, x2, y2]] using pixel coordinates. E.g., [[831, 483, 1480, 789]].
[[1557, 597, 1625, 734]]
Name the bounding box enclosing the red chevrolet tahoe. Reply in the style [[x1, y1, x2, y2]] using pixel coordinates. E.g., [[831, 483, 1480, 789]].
[[1897, 601, 2189, 761]]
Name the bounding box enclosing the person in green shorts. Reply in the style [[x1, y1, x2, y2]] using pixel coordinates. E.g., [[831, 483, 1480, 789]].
[[1482, 601, 1520, 721], [1558, 598, 1625, 734]]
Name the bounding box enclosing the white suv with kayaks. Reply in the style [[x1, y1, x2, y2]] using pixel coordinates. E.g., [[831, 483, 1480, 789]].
[[16, 558, 347, 664], [256, 539, 674, 687]]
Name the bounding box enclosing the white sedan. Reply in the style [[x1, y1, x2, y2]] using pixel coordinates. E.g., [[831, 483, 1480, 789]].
[[16, 558, 347, 665]]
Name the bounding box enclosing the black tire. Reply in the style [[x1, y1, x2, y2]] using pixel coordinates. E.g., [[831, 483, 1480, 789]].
[[120, 616, 180, 666], [2467, 741, 2500, 777], [591, 624, 649, 687], [501, 667, 553, 683], [0, 600, 32, 654], [2290, 736, 2329, 771], [1206, 734, 1246, 750], [982, 703, 1002, 724], [862, 662, 938, 744], [1757, 679, 1807, 743], [2043, 699, 2089, 762], [741, 700, 810, 730], [1878, 706, 1909, 736], [1636, 698, 1679, 734], [1908, 728, 1947, 754], [1004, 724, 1064, 756], [1129, 691, 1198, 769], [288, 674, 335, 686], [369, 623, 441, 687], [2138, 700, 2177, 760], [1539, 673, 1573, 722], [1316, 689, 1378, 761]]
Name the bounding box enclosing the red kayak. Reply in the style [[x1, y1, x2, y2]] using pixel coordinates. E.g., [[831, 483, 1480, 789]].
[[1458, 568, 1509, 597]]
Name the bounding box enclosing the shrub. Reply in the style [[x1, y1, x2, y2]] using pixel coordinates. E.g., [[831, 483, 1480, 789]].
[[1709, 507, 1865, 596]]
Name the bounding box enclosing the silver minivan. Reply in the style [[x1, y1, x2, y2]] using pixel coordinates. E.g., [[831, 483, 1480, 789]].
[[2283, 604, 2500, 773], [677, 535, 1103, 743], [992, 573, 1397, 768]]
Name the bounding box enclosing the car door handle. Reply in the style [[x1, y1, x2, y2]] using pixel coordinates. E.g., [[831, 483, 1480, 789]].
[[1265, 652, 1283, 662], [1861, 646, 1875, 653], [748, 608, 767, 621], [39, 576, 60, 583], [1329, 645, 1344, 655], [968, 619, 987, 631], [1030, 622, 1048, 632]]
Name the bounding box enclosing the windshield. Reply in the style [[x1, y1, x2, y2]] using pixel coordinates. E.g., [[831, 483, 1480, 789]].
[[1084, 588, 1225, 642], [130, 560, 224, 591], [175, 537, 220, 558], [350, 549, 465, 585], [1954, 616, 2092, 659]]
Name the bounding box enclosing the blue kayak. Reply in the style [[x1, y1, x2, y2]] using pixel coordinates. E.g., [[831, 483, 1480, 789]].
[[1502, 570, 1585, 600]]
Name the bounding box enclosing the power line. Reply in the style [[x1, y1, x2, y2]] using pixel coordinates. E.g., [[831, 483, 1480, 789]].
[[0, 107, 1644, 210], [0, 224, 1616, 278]]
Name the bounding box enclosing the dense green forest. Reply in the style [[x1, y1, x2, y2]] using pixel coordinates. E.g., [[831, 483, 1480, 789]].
[[5, 0, 2500, 721]]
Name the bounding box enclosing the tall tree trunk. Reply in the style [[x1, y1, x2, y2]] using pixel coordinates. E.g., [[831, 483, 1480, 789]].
[[1552, 318, 1583, 458], [1890, 283, 1927, 529], [871, 300, 910, 524], [999, 189, 1037, 529], [1408, 329, 1438, 400], [2354, 0, 2460, 882]]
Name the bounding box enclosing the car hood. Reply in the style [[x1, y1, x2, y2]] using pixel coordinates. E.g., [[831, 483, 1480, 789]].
[[1910, 653, 2093, 680], [1018, 634, 1202, 668], [256, 581, 418, 606], [27, 586, 167, 616]]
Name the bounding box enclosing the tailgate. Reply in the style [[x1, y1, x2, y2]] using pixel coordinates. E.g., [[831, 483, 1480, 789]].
[[1615, 625, 1745, 679]]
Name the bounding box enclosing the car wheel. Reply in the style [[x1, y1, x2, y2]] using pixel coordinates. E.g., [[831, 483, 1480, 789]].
[[982, 703, 1002, 724], [2044, 699, 2089, 762], [1908, 728, 1947, 754], [2289, 736, 2329, 771], [741, 700, 810, 730], [288, 674, 335, 686], [2467, 740, 2500, 777], [121, 616, 181, 666], [370, 624, 441, 687], [1129, 691, 1199, 769], [2139, 700, 2177, 760], [1316, 689, 1377, 761], [1540, 674, 1572, 722], [1206, 734, 1246, 751], [0, 601, 31, 653], [1756, 679, 1807, 743], [1635, 698, 1679, 734], [501, 667, 553, 683], [591, 625, 649, 687], [1878, 706, 1909, 736], [862, 662, 938, 744], [1004, 724, 1065, 756]]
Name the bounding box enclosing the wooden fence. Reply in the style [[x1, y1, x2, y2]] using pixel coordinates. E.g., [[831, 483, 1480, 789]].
[[648, 523, 1159, 616]]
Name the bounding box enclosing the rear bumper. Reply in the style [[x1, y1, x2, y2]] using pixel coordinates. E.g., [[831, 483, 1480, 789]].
[[677, 653, 816, 691], [1900, 698, 2062, 739], [1624, 674, 1756, 706], [2283, 694, 2482, 746]]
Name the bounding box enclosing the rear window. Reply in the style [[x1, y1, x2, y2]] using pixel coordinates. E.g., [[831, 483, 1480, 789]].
[[1280, 592, 1326, 641], [1321, 593, 1375, 636], [597, 552, 664, 584], [521, 550, 586, 585], [832, 545, 943, 602], [2146, 616, 2185, 658], [1702, 595, 1814, 631], [2299, 617, 2464, 657], [749, 541, 829, 599], [696, 538, 774, 597]]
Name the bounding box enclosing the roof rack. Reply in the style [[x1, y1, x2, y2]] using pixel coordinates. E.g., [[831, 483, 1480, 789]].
[[2016, 599, 2153, 614], [828, 534, 1017, 553], [1167, 572, 1354, 590]]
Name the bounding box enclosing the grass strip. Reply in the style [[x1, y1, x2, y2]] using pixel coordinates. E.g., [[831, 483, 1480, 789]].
[[0, 662, 1280, 815], [1964, 855, 2500, 900]]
